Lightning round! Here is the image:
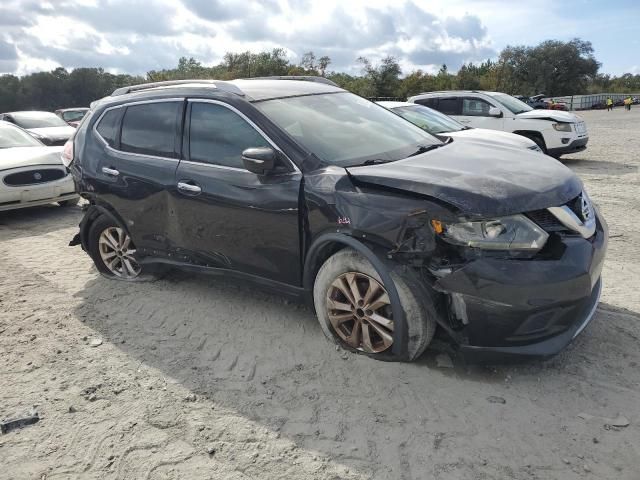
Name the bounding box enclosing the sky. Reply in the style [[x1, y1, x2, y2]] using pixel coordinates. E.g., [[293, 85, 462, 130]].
[[0, 0, 638, 77]]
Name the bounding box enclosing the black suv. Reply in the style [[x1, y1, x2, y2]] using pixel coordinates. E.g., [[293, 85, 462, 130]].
[[69, 78, 607, 362]]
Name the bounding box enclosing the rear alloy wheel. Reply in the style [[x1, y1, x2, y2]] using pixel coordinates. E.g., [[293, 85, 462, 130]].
[[314, 248, 437, 361], [87, 215, 159, 281], [98, 226, 141, 279], [327, 272, 394, 353]]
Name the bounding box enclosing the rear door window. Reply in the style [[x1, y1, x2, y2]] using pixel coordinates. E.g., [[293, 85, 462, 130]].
[[437, 97, 462, 115], [120, 102, 181, 158], [188, 102, 269, 169]]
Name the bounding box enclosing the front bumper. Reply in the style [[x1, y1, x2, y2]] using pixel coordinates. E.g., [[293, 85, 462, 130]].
[[434, 215, 608, 362], [547, 137, 589, 157], [0, 176, 77, 212]]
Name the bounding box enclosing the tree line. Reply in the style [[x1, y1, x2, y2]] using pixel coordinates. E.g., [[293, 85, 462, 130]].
[[1, 38, 638, 112]]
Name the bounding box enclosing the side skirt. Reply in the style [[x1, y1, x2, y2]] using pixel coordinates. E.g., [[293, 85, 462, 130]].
[[138, 257, 309, 302]]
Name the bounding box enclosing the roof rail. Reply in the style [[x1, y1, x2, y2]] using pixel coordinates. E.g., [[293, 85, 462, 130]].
[[242, 76, 339, 87], [111, 80, 244, 97]]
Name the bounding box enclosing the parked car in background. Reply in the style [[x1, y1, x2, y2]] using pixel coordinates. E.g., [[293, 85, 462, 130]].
[[69, 78, 606, 362], [528, 94, 549, 109], [377, 101, 543, 153], [0, 121, 78, 211], [55, 108, 89, 127], [0, 111, 76, 146], [547, 101, 568, 111], [408, 91, 589, 157]]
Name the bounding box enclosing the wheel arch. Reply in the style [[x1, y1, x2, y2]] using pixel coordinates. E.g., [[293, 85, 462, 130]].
[[303, 233, 409, 358], [78, 202, 130, 251], [513, 130, 547, 149]]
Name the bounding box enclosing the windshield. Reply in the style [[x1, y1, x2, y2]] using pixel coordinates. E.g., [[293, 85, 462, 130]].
[[488, 93, 533, 115], [0, 123, 43, 148], [10, 112, 69, 129], [255, 92, 442, 166], [61, 110, 88, 122], [391, 104, 466, 134]]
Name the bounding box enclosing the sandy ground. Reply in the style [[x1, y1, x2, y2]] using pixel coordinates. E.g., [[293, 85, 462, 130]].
[[1, 108, 639, 480]]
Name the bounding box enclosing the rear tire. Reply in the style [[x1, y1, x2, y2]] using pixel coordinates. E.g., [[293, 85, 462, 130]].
[[87, 215, 158, 282], [313, 248, 437, 361]]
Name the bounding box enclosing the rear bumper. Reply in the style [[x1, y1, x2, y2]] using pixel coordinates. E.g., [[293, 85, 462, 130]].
[[434, 213, 608, 362], [547, 137, 589, 157]]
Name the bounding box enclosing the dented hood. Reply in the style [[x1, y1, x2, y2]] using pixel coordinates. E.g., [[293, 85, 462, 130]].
[[516, 109, 582, 123], [345, 141, 582, 217], [445, 128, 537, 150]]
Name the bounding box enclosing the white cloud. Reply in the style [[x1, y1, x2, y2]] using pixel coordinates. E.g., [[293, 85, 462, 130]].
[[0, 0, 498, 76]]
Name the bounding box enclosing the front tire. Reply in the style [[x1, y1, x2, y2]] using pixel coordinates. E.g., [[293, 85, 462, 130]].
[[313, 248, 436, 361], [522, 133, 547, 154], [87, 215, 156, 281]]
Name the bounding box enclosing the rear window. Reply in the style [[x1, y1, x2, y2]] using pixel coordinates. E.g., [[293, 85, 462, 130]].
[[120, 102, 181, 158], [95, 109, 121, 148], [62, 110, 88, 122], [10, 112, 69, 129]]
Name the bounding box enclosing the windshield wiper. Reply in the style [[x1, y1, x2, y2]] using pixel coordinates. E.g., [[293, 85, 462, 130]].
[[408, 144, 443, 157], [359, 158, 393, 166]]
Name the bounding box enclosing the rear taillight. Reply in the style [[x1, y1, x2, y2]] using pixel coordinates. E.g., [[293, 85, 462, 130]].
[[62, 139, 74, 167]]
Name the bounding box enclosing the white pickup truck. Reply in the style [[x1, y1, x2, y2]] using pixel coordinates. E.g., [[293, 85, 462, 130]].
[[408, 91, 588, 158]]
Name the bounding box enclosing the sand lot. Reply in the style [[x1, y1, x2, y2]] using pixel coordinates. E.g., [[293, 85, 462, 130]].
[[1, 108, 639, 480]]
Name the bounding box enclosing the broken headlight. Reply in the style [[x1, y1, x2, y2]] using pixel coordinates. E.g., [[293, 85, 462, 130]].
[[433, 214, 548, 251]]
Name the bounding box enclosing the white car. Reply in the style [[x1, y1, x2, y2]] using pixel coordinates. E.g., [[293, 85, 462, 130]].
[[0, 121, 78, 212], [378, 101, 542, 153], [0, 111, 76, 146], [407, 91, 588, 157]]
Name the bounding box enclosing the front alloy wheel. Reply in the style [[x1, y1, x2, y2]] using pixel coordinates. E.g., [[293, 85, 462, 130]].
[[98, 226, 141, 279], [314, 248, 437, 361], [327, 272, 394, 353]]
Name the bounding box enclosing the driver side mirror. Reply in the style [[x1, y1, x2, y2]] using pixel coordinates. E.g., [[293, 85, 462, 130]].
[[488, 107, 503, 118], [242, 147, 277, 175]]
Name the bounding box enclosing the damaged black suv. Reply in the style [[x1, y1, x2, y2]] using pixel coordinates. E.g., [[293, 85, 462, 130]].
[[68, 78, 607, 362]]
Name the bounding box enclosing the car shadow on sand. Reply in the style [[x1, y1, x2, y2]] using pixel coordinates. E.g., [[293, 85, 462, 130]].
[[562, 157, 638, 176], [0, 203, 82, 240], [71, 267, 640, 476]]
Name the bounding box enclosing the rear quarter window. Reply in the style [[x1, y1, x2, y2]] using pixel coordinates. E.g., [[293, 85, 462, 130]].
[[95, 109, 121, 148]]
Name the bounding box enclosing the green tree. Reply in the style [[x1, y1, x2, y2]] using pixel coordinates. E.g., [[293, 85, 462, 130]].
[[358, 56, 402, 97]]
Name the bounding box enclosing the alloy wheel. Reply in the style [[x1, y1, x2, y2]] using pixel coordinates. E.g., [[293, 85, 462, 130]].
[[326, 272, 394, 353], [98, 227, 141, 279]]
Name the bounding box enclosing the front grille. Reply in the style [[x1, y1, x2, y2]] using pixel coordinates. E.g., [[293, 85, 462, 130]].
[[50, 139, 68, 146], [4, 168, 66, 186], [566, 195, 583, 219], [527, 209, 568, 232]]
